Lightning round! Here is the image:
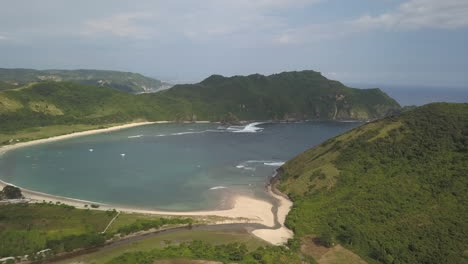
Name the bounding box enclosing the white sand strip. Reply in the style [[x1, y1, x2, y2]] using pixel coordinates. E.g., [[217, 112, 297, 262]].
[[252, 185, 294, 245], [0, 122, 156, 155]]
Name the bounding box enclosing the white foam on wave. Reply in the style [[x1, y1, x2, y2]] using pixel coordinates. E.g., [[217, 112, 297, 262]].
[[246, 160, 271, 163], [154, 129, 226, 138], [209, 186, 227, 190], [236, 160, 285, 169], [338, 120, 362, 123], [170, 131, 206, 136], [235, 163, 257, 171], [128, 135, 143, 138], [227, 122, 265, 133], [263, 162, 285, 166]]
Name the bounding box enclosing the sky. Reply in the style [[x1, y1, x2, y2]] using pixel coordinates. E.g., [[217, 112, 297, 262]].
[[1, 0, 468, 87]]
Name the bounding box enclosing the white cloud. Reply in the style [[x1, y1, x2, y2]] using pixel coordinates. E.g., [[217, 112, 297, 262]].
[[79, 0, 468, 45], [215, 0, 322, 9], [82, 12, 154, 38], [354, 0, 468, 30], [275, 0, 468, 45], [79, 0, 323, 42]]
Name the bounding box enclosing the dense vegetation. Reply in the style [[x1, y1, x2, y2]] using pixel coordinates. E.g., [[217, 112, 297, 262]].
[[0, 185, 23, 200], [0, 71, 400, 145], [279, 103, 468, 264], [163, 70, 401, 121], [107, 240, 303, 264], [0, 203, 193, 259], [0, 68, 170, 93]]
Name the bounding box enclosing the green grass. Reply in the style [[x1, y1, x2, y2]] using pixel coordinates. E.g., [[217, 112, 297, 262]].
[[0, 203, 115, 257], [55, 229, 268, 264], [0, 203, 197, 259]]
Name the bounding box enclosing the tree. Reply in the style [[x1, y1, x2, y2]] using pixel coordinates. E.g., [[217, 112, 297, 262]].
[[1, 185, 23, 199]]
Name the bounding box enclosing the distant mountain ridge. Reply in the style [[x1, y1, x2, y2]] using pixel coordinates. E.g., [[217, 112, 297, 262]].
[[0, 68, 171, 93], [162, 70, 401, 121], [0, 70, 402, 144]]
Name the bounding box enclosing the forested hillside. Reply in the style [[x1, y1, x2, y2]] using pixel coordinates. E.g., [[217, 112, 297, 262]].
[[0, 70, 402, 145], [163, 70, 400, 121], [279, 103, 468, 264]]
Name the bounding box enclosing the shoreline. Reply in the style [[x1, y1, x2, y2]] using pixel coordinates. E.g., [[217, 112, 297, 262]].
[[0, 121, 294, 245], [0, 120, 220, 156], [0, 178, 292, 244], [0, 121, 157, 155]]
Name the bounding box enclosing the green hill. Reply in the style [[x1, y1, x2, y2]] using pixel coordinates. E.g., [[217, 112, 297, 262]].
[[162, 70, 401, 121], [0, 68, 170, 93], [0, 71, 401, 144], [0, 82, 176, 136], [278, 103, 468, 263]]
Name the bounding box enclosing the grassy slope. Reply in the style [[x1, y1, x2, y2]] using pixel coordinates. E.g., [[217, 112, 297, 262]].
[[0, 68, 167, 93], [279, 103, 468, 264], [56, 229, 267, 264], [0, 203, 115, 257], [0, 82, 174, 141], [0, 203, 195, 258]]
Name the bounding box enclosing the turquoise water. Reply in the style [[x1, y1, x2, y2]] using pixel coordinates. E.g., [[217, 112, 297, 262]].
[[0, 121, 361, 211]]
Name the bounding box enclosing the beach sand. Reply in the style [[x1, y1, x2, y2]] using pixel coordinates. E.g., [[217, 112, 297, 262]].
[[252, 185, 294, 245], [0, 121, 158, 155], [0, 121, 293, 245]]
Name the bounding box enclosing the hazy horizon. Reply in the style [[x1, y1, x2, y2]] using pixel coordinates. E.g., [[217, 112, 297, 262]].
[[1, 0, 467, 88]]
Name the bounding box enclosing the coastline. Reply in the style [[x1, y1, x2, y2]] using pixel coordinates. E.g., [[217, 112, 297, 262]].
[[0, 178, 292, 244], [252, 171, 294, 245], [0, 121, 156, 156], [0, 121, 294, 245]]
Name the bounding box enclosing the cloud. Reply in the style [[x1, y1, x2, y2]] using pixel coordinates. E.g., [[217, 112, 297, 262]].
[[215, 0, 322, 9], [78, 0, 323, 42], [274, 0, 468, 45], [82, 12, 154, 39], [354, 0, 468, 30]]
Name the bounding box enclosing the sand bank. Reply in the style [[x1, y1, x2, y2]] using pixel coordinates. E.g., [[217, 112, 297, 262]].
[[0, 121, 157, 156], [252, 185, 294, 245], [0, 121, 293, 245]]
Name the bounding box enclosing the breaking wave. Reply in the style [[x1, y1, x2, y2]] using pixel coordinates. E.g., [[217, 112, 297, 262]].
[[209, 186, 227, 190], [235, 160, 285, 170], [227, 122, 265, 133], [170, 131, 206, 136], [263, 162, 285, 166], [128, 135, 144, 138]]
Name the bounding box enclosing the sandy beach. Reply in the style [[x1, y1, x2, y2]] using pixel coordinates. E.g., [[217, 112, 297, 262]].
[[0, 121, 158, 156], [0, 121, 293, 245]]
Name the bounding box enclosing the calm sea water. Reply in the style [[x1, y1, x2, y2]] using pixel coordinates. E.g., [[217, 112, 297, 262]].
[[0, 122, 360, 211], [349, 83, 468, 106]]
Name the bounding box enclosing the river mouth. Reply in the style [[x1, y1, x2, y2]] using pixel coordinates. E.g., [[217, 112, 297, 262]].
[[0, 121, 361, 211]]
